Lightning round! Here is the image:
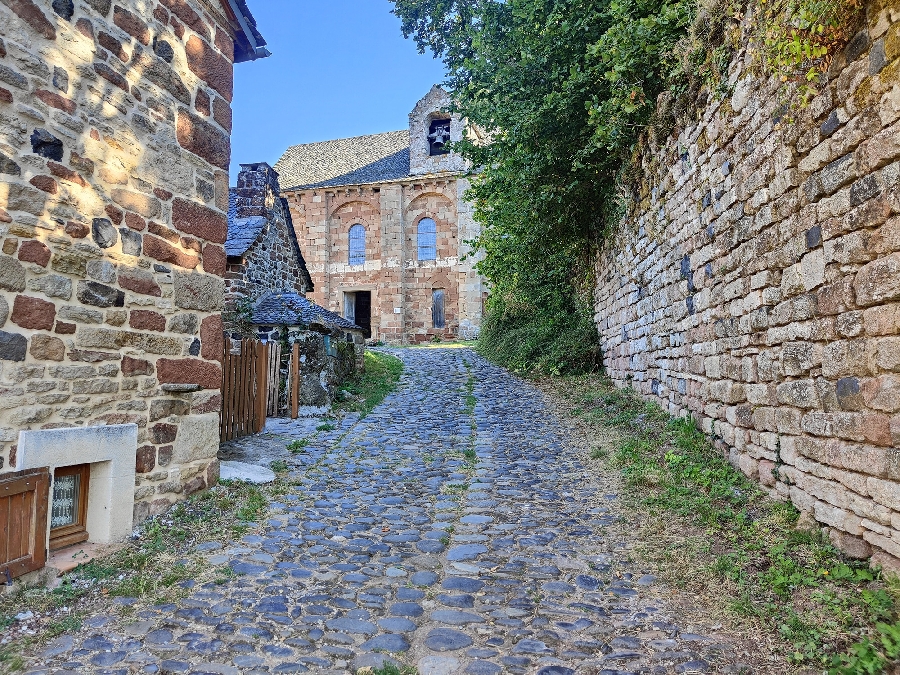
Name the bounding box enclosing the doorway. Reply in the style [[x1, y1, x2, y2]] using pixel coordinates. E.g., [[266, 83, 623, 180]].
[[344, 291, 372, 338]]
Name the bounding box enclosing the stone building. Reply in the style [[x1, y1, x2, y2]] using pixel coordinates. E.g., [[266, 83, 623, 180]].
[[224, 161, 363, 408], [225, 162, 312, 305], [0, 0, 267, 554], [594, 2, 900, 569], [274, 86, 486, 343]]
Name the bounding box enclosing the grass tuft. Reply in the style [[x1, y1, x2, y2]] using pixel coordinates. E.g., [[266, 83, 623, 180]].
[[335, 351, 404, 419], [550, 374, 900, 672]]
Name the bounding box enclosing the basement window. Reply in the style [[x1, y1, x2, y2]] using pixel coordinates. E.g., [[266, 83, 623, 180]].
[[49, 464, 90, 551], [428, 119, 451, 156]]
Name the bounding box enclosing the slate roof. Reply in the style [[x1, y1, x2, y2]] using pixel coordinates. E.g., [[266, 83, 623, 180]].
[[274, 131, 411, 191], [252, 291, 361, 331], [224, 190, 267, 257]]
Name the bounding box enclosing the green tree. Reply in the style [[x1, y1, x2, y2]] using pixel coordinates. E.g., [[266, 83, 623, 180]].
[[391, 0, 695, 373]]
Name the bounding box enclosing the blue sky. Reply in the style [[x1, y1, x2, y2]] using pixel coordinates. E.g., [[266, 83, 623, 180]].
[[230, 1, 446, 178]]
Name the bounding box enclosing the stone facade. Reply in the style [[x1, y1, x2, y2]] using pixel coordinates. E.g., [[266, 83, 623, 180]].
[[0, 0, 266, 524], [276, 86, 485, 343], [594, 2, 900, 568], [224, 162, 312, 305]]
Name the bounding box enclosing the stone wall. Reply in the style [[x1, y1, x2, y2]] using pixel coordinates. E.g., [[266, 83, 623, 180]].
[[594, 1, 900, 568], [224, 162, 311, 305], [0, 0, 254, 523]]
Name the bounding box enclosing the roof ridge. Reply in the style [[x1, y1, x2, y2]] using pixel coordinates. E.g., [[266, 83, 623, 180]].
[[279, 129, 408, 153]]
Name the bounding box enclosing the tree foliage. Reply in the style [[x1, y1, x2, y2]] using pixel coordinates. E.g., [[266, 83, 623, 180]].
[[392, 0, 701, 372], [390, 0, 856, 374]]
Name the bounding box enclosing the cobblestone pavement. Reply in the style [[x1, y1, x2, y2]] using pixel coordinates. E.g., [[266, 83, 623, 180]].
[[28, 348, 751, 675]]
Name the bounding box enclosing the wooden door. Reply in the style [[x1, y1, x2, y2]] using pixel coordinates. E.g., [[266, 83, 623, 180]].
[[0, 468, 50, 581]]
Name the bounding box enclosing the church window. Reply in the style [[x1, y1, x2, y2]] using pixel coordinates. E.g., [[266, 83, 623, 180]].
[[417, 218, 437, 261], [428, 119, 451, 156], [432, 289, 445, 329], [349, 224, 365, 265]]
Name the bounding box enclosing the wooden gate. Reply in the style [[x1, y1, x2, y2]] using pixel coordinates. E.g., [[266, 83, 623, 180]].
[[220, 339, 269, 443], [1, 468, 50, 581], [266, 342, 282, 417]]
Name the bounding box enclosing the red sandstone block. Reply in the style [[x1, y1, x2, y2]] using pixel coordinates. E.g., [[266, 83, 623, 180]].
[[65, 221, 89, 238], [0, 88, 12, 104], [98, 30, 128, 61], [113, 5, 151, 45], [185, 35, 232, 101], [153, 187, 173, 201], [47, 161, 87, 187], [29, 175, 57, 194], [159, 0, 209, 39], [3, 0, 55, 40], [148, 221, 181, 243], [94, 62, 129, 91], [214, 27, 234, 61], [122, 355, 153, 376], [202, 243, 225, 276], [172, 197, 227, 243], [176, 108, 230, 170], [118, 266, 162, 296], [212, 96, 231, 132], [54, 321, 76, 334], [200, 314, 222, 361], [135, 445, 156, 473], [129, 309, 166, 332], [11, 295, 55, 330], [105, 204, 124, 225], [143, 234, 199, 270], [195, 88, 210, 116], [124, 212, 146, 231], [33, 89, 76, 114], [75, 17, 94, 39], [156, 357, 221, 389], [18, 240, 51, 267]]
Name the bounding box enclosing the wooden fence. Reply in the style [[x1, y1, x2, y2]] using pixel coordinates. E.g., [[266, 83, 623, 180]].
[[220, 339, 269, 443], [1, 468, 49, 581]]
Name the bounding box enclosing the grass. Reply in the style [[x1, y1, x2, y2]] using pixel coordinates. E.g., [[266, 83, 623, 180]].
[[549, 373, 900, 673], [335, 350, 404, 419], [359, 664, 417, 675], [0, 479, 281, 672], [287, 438, 309, 453]]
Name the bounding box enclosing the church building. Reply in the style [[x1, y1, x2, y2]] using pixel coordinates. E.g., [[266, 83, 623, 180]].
[[274, 87, 485, 343]]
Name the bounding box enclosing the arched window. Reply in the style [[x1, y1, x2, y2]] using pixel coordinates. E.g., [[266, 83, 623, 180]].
[[348, 224, 365, 265], [417, 218, 436, 261]]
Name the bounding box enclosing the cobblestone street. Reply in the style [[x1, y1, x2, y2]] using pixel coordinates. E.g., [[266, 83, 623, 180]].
[[27, 348, 749, 675]]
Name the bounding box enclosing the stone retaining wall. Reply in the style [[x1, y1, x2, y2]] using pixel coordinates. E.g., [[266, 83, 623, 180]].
[[594, 1, 900, 568], [0, 0, 255, 523]]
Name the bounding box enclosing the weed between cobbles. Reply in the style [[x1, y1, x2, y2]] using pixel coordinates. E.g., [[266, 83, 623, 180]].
[[334, 350, 404, 419], [0, 479, 283, 673], [549, 374, 900, 674]]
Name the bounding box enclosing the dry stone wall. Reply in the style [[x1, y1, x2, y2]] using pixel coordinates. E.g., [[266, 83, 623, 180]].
[[595, 1, 900, 568], [0, 0, 245, 523]]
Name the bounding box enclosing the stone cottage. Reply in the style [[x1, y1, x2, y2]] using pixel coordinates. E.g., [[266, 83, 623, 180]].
[[251, 291, 364, 406], [224, 161, 312, 306], [224, 162, 363, 408], [0, 0, 267, 564], [275, 86, 486, 343]]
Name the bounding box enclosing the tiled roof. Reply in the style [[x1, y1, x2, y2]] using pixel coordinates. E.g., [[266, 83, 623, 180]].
[[252, 291, 361, 331], [274, 131, 411, 191], [225, 189, 267, 256]]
